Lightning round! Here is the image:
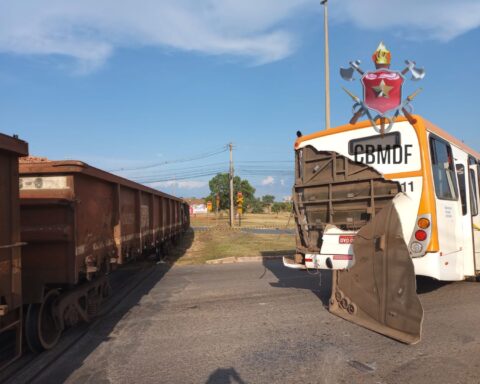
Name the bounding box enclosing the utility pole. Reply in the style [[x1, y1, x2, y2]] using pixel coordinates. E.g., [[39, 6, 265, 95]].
[[321, 0, 331, 130], [229, 143, 234, 227]]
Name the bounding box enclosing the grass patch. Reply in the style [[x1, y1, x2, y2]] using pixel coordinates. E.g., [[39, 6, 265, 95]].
[[191, 212, 294, 229], [171, 228, 295, 265]]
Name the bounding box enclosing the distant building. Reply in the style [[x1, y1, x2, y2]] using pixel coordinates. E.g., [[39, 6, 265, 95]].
[[192, 204, 207, 214], [283, 195, 292, 203], [185, 198, 208, 214]]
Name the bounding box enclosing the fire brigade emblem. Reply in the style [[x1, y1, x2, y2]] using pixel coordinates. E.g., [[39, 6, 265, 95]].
[[362, 70, 403, 115], [340, 42, 425, 133]]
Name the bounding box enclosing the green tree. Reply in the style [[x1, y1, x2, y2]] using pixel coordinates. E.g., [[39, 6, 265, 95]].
[[282, 201, 293, 212], [205, 173, 256, 210], [271, 202, 283, 216], [261, 195, 275, 205], [250, 198, 264, 213]]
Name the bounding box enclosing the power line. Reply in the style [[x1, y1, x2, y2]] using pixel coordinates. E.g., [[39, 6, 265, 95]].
[[125, 162, 227, 179], [109, 145, 228, 172], [239, 173, 293, 177], [133, 168, 228, 183], [236, 165, 293, 170], [131, 165, 293, 183], [140, 170, 225, 184], [106, 140, 295, 187], [130, 164, 292, 178], [237, 160, 293, 163]]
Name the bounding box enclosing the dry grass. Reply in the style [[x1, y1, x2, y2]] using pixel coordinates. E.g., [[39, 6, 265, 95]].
[[190, 212, 294, 229], [171, 228, 295, 265]]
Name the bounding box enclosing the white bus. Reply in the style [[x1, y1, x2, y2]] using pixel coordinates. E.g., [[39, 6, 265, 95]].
[[285, 115, 480, 343]]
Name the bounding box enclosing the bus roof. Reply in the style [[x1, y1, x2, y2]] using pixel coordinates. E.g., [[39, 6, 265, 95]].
[[294, 115, 480, 160]]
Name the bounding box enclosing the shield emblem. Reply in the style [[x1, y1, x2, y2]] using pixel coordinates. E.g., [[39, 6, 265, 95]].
[[361, 70, 404, 115]]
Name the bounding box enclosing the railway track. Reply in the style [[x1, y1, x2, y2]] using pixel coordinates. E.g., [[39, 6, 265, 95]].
[[0, 260, 163, 384]]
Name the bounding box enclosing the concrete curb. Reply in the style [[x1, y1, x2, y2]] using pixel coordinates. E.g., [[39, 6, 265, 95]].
[[206, 255, 284, 264]]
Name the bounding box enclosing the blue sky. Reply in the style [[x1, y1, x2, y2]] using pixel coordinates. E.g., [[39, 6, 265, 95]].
[[0, 1, 479, 200]]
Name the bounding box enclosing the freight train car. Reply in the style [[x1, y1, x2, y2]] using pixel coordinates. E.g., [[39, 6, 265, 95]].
[[18, 159, 189, 351], [0, 134, 28, 370]]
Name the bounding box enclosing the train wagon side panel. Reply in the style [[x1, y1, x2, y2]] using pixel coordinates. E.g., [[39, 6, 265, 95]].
[[175, 201, 181, 233], [152, 195, 161, 246], [165, 199, 169, 237], [140, 191, 153, 252], [161, 197, 168, 240], [170, 200, 175, 235], [20, 173, 77, 303], [74, 174, 116, 276], [0, 134, 28, 370], [21, 199, 75, 301], [181, 202, 190, 231], [118, 185, 139, 263]]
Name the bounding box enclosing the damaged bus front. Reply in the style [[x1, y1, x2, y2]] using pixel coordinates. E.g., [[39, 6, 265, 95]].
[[285, 118, 426, 344]]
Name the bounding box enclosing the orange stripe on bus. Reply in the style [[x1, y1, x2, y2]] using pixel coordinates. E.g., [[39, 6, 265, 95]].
[[384, 170, 423, 180], [413, 117, 439, 252], [294, 117, 410, 148]]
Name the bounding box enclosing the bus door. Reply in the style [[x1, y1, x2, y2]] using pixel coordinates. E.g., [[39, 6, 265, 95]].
[[468, 157, 480, 272], [452, 149, 475, 276], [429, 136, 462, 258]]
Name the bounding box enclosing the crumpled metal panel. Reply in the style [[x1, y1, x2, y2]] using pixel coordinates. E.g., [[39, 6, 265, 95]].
[[329, 194, 424, 344], [294, 146, 401, 253]]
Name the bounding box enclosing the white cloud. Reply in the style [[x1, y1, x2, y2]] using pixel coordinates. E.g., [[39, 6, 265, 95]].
[[333, 0, 480, 41], [148, 180, 207, 189], [0, 1, 477, 73], [261, 176, 275, 186], [0, 0, 311, 73], [280, 178, 285, 186]]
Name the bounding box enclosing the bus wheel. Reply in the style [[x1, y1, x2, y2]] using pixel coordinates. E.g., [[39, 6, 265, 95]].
[[25, 290, 62, 353]]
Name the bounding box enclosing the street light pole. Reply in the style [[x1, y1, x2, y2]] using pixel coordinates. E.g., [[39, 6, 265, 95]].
[[321, 0, 331, 130], [229, 143, 234, 227]]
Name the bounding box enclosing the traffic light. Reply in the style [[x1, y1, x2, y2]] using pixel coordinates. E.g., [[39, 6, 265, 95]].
[[236, 192, 243, 214]]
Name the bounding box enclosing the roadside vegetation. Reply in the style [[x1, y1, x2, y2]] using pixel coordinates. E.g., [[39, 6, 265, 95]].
[[171, 228, 295, 265], [174, 173, 295, 265], [190, 212, 294, 228], [202, 173, 292, 215]]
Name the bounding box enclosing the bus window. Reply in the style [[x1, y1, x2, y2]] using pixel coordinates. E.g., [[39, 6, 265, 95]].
[[469, 157, 479, 216], [469, 168, 478, 216], [456, 164, 467, 216], [477, 160, 480, 208], [348, 132, 400, 155], [430, 137, 458, 200]]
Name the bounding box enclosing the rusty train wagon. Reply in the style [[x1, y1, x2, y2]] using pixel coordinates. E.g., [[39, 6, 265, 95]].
[[0, 134, 28, 370], [18, 159, 189, 352]]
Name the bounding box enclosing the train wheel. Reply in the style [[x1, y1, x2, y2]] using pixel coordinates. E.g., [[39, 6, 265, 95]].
[[25, 290, 62, 353]]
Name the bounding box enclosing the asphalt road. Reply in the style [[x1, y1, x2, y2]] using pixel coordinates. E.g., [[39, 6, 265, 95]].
[[34, 261, 480, 384]]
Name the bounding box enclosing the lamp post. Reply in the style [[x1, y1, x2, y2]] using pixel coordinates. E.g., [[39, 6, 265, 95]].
[[321, 0, 331, 130]]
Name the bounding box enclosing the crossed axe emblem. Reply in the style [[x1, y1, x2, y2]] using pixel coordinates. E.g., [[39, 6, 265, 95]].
[[340, 59, 425, 82], [339, 44, 426, 134]]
